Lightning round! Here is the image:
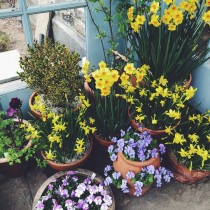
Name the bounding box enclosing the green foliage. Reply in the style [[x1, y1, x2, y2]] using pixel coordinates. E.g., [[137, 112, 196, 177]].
[[0, 30, 10, 52], [18, 38, 82, 106], [87, 89, 129, 139], [0, 111, 34, 165], [124, 0, 210, 84]]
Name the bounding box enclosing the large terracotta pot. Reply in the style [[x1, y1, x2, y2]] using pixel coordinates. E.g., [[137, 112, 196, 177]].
[[0, 119, 33, 177], [41, 138, 93, 171], [29, 91, 42, 119], [168, 151, 210, 184], [32, 169, 115, 210], [113, 152, 160, 196], [113, 152, 160, 180], [92, 133, 115, 148]]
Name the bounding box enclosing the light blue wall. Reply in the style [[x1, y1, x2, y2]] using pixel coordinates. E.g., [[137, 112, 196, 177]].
[[191, 42, 210, 113], [86, 0, 126, 67]]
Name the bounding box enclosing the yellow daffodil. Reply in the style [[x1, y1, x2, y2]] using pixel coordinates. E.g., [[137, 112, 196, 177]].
[[152, 114, 158, 125], [165, 126, 173, 135], [165, 109, 181, 119], [52, 123, 66, 132], [150, 1, 159, 13], [135, 15, 146, 25], [159, 76, 168, 86], [178, 148, 188, 157], [160, 100, 165, 107], [135, 114, 145, 122], [139, 88, 147, 96], [89, 117, 95, 124], [74, 143, 85, 154], [124, 63, 135, 75], [202, 11, 210, 24], [188, 133, 199, 143], [188, 144, 197, 155], [45, 150, 56, 160], [163, 0, 173, 5], [184, 86, 197, 100], [173, 133, 186, 145]]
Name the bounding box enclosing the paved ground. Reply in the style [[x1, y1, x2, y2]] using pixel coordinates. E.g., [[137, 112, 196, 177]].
[[1, 143, 210, 210]]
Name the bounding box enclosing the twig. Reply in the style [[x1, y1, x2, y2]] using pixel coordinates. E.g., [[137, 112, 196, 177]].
[[112, 50, 128, 62]]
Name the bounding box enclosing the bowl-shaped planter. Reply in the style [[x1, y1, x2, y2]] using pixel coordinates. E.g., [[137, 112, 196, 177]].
[[32, 169, 115, 210], [41, 138, 93, 171]]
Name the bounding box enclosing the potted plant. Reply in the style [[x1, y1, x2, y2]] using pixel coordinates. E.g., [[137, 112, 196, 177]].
[[104, 127, 173, 196], [119, 66, 197, 137], [0, 98, 36, 177], [17, 38, 83, 117], [164, 109, 210, 184], [33, 169, 115, 210], [82, 60, 130, 147], [119, 0, 209, 85], [22, 96, 96, 171]]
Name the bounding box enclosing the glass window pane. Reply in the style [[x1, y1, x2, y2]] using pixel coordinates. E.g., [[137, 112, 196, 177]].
[[29, 8, 86, 58], [27, 0, 73, 6], [0, 17, 27, 83], [0, 0, 18, 9]]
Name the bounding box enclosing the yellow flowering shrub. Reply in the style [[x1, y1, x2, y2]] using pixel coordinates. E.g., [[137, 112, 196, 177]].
[[164, 111, 210, 171]]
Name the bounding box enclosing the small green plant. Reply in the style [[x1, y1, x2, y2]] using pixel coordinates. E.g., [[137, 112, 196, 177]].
[[0, 30, 10, 52], [18, 38, 82, 106], [0, 98, 35, 165]]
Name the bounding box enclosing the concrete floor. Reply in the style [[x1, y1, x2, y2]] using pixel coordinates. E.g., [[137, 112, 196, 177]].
[[1, 143, 210, 210]]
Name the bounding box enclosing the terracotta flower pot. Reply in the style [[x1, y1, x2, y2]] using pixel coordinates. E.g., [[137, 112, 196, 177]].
[[41, 138, 93, 171], [0, 119, 33, 177], [113, 152, 160, 180], [92, 133, 115, 148], [29, 91, 42, 120], [168, 152, 210, 184], [32, 169, 115, 210]]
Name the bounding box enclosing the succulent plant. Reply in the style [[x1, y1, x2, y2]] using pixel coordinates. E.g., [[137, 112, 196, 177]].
[[18, 38, 82, 106]]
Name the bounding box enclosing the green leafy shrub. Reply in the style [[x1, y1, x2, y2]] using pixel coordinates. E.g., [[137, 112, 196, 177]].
[[18, 38, 82, 106], [0, 30, 9, 52]]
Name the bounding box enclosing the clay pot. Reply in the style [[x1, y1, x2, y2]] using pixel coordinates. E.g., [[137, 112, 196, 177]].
[[92, 133, 115, 148], [0, 119, 33, 177], [168, 151, 210, 184], [32, 169, 115, 210], [184, 74, 192, 89], [41, 138, 93, 171], [29, 91, 42, 119], [113, 152, 160, 180]]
